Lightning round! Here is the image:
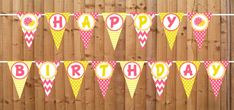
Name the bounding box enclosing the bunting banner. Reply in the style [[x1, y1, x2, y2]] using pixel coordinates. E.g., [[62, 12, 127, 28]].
[[17, 12, 41, 48], [8, 61, 32, 98], [45, 13, 70, 50], [176, 61, 200, 98], [102, 13, 127, 50], [92, 61, 117, 97], [64, 61, 88, 98], [130, 12, 156, 48], [148, 61, 172, 96], [74, 12, 98, 49], [204, 61, 229, 97], [159, 13, 184, 50], [187, 12, 212, 48], [36, 61, 60, 96], [120, 61, 144, 98]]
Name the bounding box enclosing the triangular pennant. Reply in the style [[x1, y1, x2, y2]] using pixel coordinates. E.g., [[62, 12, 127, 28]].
[[92, 61, 116, 97], [176, 61, 200, 98], [74, 12, 98, 49], [120, 61, 144, 98], [159, 13, 184, 50], [102, 13, 127, 50], [64, 61, 88, 98], [36, 61, 60, 96], [130, 12, 156, 48], [187, 12, 212, 48], [148, 61, 172, 96], [204, 61, 229, 96], [45, 13, 70, 50], [8, 61, 32, 98], [17, 12, 41, 48]]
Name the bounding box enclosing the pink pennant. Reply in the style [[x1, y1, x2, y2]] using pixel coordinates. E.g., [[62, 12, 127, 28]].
[[92, 61, 116, 97], [204, 61, 229, 96], [17, 12, 41, 48], [147, 61, 172, 96], [36, 61, 60, 96], [187, 12, 212, 48], [74, 12, 98, 49], [130, 12, 156, 48]]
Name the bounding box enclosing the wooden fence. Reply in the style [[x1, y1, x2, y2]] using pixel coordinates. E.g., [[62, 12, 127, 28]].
[[0, 0, 233, 110]]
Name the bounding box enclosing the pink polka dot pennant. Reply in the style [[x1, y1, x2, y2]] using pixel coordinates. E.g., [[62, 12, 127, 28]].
[[204, 61, 229, 97], [92, 61, 116, 97], [187, 12, 212, 48], [74, 12, 98, 49]]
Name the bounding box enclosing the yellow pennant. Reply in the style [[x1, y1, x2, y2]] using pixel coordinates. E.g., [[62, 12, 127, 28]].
[[176, 61, 200, 98], [45, 13, 70, 50], [159, 13, 184, 50], [64, 61, 88, 98], [102, 13, 127, 50], [8, 61, 32, 98], [120, 61, 144, 98]]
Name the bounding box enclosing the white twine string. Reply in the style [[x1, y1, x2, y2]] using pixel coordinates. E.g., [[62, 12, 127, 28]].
[[0, 13, 234, 16], [0, 61, 233, 63]]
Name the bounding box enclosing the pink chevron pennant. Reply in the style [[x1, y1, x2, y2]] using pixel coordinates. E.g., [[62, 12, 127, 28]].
[[130, 12, 156, 48], [92, 61, 116, 97], [148, 61, 172, 96], [74, 12, 98, 49], [187, 12, 212, 48], [17, 12, 41, 48], [36, 61, 60, 96], [204, 61, 229, 97]]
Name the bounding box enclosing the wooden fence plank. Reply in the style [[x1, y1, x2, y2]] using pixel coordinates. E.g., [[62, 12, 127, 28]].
[[84, 0, 96, 110], [103, 0, 116, 110], [73, 0, 86, 110], [0, 0, 3, 109], [156, 0, 168, 110], [125, 0, 137, 110], [135, 0, 147, 110], [177, 0, 190, 109], [196, 0, 209, 110], [220, 0, 229, 110], [12, 0, 24, 110], [231, 0, 234, 110], [34, 0, 45, 110], [94, 0, 105, 110], [64, 0, 75, 110], [22, 1, 35, 110], [146, 0, 157, 110], [2, 0, 13, 110], [53, 1, 65, 110], [43, 1, 56, 110], [113, 1, 126, 110], [208, 0, 221, 110], [167, 0, 178, 110]]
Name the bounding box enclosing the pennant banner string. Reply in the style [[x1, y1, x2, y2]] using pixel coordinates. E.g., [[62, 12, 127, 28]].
[[0, 61, 234, 63], [1, 13, 234, 16]]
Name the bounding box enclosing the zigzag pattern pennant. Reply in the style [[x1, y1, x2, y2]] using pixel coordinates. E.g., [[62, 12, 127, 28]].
[[130, 12, 156, 48], [36, 61, 60, 96], [148, 61, 172, 96], [17, 12, 41, 48]]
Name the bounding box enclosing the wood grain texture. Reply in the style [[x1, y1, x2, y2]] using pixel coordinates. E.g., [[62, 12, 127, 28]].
[[0, 0, 233, 110]]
